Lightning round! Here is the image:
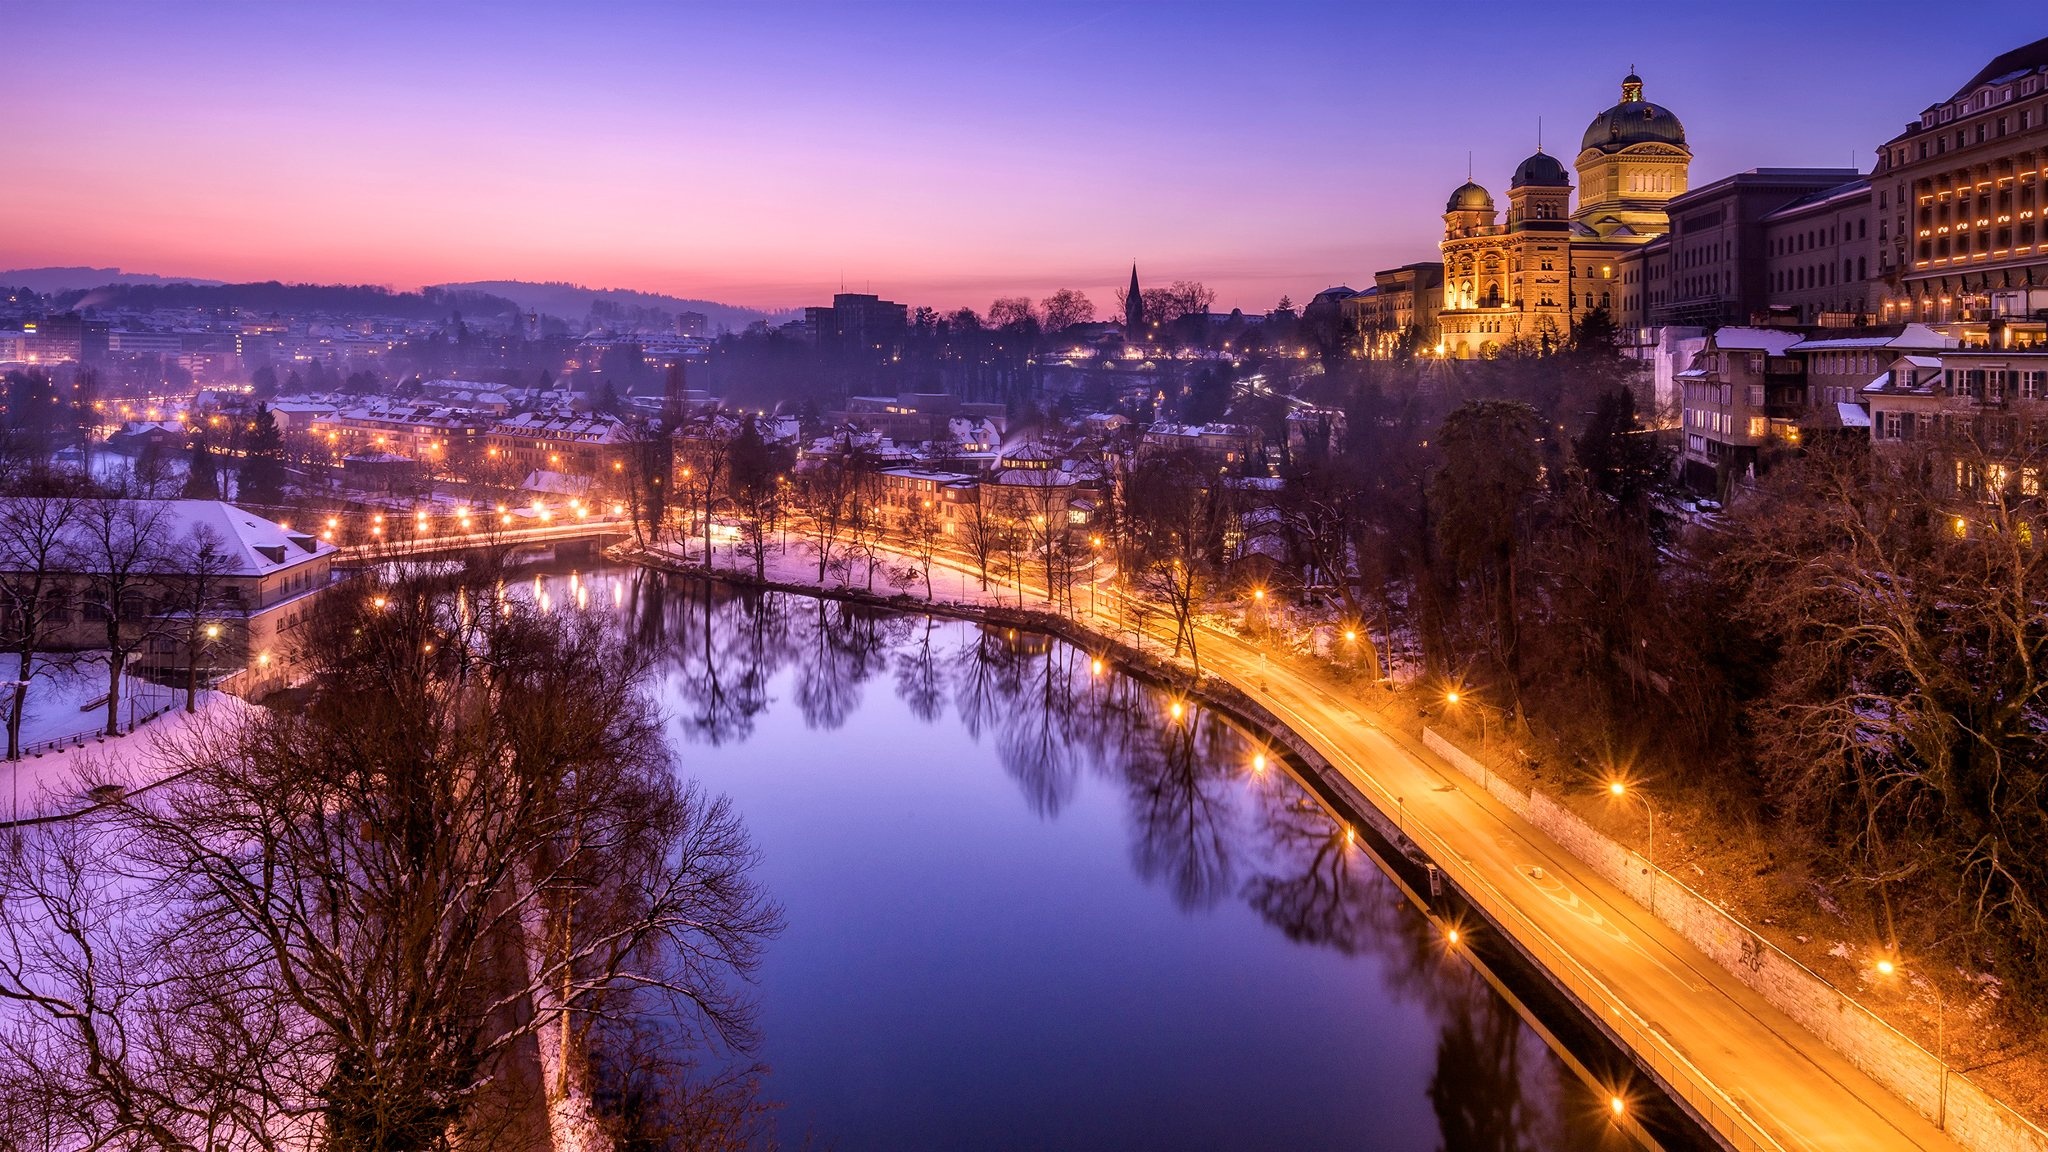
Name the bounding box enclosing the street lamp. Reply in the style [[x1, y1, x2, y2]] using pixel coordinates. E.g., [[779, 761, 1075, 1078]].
[[1444, 686, 1488, 743], [1875, 951, 1949, 1130], [1607, 779, 1656, 911]]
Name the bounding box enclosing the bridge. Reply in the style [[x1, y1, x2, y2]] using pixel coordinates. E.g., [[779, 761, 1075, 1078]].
[[333, 517, 635, 565]]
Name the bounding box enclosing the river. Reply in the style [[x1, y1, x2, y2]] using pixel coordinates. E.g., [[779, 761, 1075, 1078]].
[[550, 562, 1637, 1151]]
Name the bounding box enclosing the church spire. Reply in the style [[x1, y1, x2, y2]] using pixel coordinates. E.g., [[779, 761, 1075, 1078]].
[[1125, 263, 1143, 334]]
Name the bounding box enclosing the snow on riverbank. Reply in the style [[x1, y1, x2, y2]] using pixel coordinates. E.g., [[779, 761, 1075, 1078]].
[[3, 690, 253, 824]]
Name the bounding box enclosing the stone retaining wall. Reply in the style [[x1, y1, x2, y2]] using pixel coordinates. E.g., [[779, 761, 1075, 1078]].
[[1424, 727, 2048, 1152]]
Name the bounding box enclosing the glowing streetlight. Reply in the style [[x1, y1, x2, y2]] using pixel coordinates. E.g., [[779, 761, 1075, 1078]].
[[1874, 950, 1948, 1130], [1445, 689, 1460, 704], [1169, 700, 1185, 720], [203, 624, 220, 640], [1251, 752, 1266, 773], [1607, 779, 1657, 911], [1609, 1096, 1626, 1118]]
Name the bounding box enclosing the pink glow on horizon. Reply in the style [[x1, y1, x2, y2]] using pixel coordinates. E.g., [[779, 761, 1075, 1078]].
[[1, 3, 2007, 313]]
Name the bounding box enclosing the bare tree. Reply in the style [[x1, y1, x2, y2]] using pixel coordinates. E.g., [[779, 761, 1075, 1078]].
[[676, 417, 733, 566], [0, 494, 83, 759], [166, 522, 240, 713], [795, 433, 865, 582], [987, 297, 1037, 331], [0, 571, 781, 1151], [903, 498, 943, 601], [724, 417, 787, 582], [77, 497, 173, 736], [1122, 450, 1226, 671], [959, 491, 1000, 592], [1040, 289, 1096, 334], [1724, 433, 2048, 994]]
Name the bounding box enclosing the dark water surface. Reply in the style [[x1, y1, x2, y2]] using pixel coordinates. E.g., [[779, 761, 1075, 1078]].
[[563, 564, 1635, 1152]]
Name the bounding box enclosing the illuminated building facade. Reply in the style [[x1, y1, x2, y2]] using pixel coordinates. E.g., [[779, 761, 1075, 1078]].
[[1876, 36, 2048, 325], [1439, 73, 1691, 358]]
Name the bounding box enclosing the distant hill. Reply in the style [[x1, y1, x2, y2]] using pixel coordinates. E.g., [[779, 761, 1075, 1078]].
[[1, 266, 227, 294], [434, 280, 792, 334], [56, 281, 522, 322]]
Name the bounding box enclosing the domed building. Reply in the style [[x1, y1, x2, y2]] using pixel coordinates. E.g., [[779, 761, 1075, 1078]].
[[1437, 73, 1692, 357]]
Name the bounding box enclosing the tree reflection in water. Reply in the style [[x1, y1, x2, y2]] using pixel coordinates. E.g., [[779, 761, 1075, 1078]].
[[610, 571, 1632, 1151]]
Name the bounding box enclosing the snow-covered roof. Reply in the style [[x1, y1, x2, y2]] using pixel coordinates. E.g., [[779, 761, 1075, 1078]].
[[1836, 402, 1872, 428], [521, 470, 593, 497], [490, 412, 628, 443], [0, 499, 332, 578], [1787, 335, 1896, 351], [1888, 323, 1960, 350], [1710, 327, 1803, 354], [158, 500, 333, 575]]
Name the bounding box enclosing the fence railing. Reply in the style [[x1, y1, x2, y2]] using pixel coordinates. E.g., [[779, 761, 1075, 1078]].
[[8, 678, 178, 762]]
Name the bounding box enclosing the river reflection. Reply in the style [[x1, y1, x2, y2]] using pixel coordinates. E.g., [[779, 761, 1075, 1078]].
[[552, 564, 1634, 1152]]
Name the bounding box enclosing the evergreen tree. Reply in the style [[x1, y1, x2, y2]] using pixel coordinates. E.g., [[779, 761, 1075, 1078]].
[[182, 437, 221, 500], [237, 404, 288, 506], [1573, 387, 1674, 519]]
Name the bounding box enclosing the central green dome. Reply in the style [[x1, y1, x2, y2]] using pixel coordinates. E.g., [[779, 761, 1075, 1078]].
[[1581, 73, 1685, 154]]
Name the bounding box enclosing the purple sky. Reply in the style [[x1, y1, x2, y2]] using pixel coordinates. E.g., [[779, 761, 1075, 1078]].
[[4, 2, 2039, 314]]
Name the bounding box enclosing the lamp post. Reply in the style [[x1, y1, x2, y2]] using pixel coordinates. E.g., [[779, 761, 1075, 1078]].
[[1607, 780, 1656, 912], [1445, 687, 1489, 745], [1876, 953, 1949, 1130]]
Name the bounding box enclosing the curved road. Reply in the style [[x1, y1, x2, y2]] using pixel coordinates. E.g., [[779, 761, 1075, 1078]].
[[901, 548, 1966, 1152]]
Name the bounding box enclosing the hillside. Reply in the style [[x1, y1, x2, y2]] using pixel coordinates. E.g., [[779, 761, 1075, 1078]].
[[55, 281, 522, 322], [1, 266, 227, 293], [433, 279, 791, 333]]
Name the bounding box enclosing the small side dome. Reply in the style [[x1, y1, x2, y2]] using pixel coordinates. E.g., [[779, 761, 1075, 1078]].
[[1446, 181, 1495, 213], [1510, 152, 1569, 188]]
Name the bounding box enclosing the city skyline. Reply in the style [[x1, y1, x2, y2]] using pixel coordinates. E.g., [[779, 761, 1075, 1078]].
[[3, 1, 2041, 313]]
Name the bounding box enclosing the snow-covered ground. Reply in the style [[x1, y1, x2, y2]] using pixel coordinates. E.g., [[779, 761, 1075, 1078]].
[[3, 690, 251, 824], [7, 655, 179, 752]]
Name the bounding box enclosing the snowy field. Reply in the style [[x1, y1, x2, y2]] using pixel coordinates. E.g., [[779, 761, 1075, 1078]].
[[3, 689, 249, 824], [7, 655, 179, 751]]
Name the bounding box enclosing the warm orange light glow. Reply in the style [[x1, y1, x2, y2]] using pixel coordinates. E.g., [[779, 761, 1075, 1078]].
[[1877, 958, 1897, 976], [1609, 1096, 1625, 1117], [1446, 927, 1461, 945], [1169, 700, 1185, 719], [1609, 781, 1626, 796], [1446, 690, 1460, 704], [1251, 752, 1266, 772]]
